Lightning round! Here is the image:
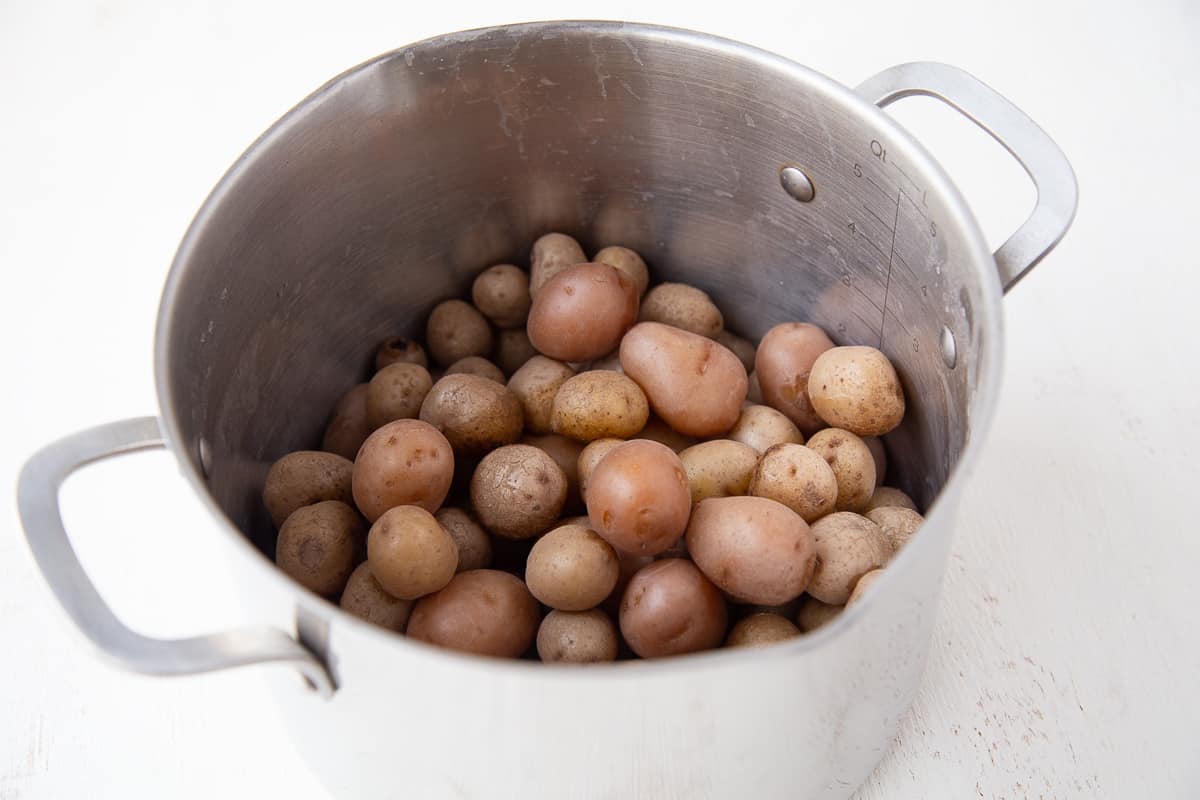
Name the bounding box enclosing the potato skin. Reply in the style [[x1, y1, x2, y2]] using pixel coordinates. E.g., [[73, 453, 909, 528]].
[[577, 438, 624, 503], [717, 330, 756, 373], [527, 262, 639, 362], [863, 436, 887, 487], [754, 322, 835, 435], [796, 596, 843, 632], [807, 512, 890, 604], [619, 559, 727, 658], [529, 232, 586, 298], [551, 371, 649, 441], [494, 329, 538, 376], [847, 568, 884, 607], [525, 524, 619, 611], [366, 505, 459, 600], [807, 346, 906, 436], [472, 263, 531, 329], [866, 506, 924, 554], [418, 374, 524, 455], [445, 356, 506, 384], [637, 416, 697, 453], [638, 283, 723, 339], [748, 443, 838, 522], [374, 336, 428, 371], [275, 500, 363, 596], [366, 363, 434, 428], [408, 570, 540, 658], [264, 451, 355, 529], [521, 434, 584, 510], [593, 246, 650, 297], [434, 508, 494, 572], [425, 300, 494, 368], [619, 322, 747, 438], [679, 440, 759, 505], [470, 444, 568, 540], [507, 356, 575, 435], [586, 440, 691, 555], [726, 612, 800, 648], [686, 496, 816, 605], [727, 404, 804, 454], [351, 420, 454, 522], [537, 609, 619, 663], [806, 428, 877, 512], [864, 486, 919, 513], [340, 561, 414, 631], [321, 384, 372, 460]]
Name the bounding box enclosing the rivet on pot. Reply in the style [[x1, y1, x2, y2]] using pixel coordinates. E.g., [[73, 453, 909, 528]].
[[779, 166, 815, 202], [197, 436, 212, 478], [939, 325, 957, 369]]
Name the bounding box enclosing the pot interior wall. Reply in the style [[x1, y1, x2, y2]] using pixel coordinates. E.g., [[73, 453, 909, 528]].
[[160, 23, 988, 557]]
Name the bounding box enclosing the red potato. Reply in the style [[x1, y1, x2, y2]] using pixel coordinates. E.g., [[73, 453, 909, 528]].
[[526, 262, 639, 362], [619, 322, 747, 438], [366, 505, 458, 600], [619, 559, 727, 658], [408, 570, 540, 658], [586, 440, 691, 555], [754, 322, 835, 435], [351, 420, 454, 522], [686, 496, 816, 605]]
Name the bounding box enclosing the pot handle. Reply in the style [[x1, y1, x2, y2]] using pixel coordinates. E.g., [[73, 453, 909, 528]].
[[856, 62, 1078, 292], [16, 416, 334, 697]]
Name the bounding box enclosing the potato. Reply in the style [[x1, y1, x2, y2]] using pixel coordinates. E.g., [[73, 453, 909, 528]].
[[425, 299, 494, 367], [577, 438, 624, 503], [619, 559, 727, 658], [526, 524, 619, 611], [619, 322, 747, 437], [366, 362, 434, 428], [796, 596, 843, 632], [588, 350, 623, 373], [264, 451, 354, 529], [351, 419, 454, 522], [550, 371, 649, 441], [527, 262, 639, 362], [418, 374, 523, 455], [472, 263, 531, 329], [593, 246, 650, 297], [494, 328, 537, 375], [586, 440, 691, 555], [470, 444, 568, 540], [275, 500, 362, 596], [679, 440, 759, 504], [726, 612, 800, 648], [847, 568, 884, 607], [742, 598, 802, 620], [445, 356, 506, 384], [529, 232, 586, 298], [340, 562, 413, 631], [746, 371, 763, 404], [537, 609, 618, 663], [727, 404, 804, 454], [866, 506, 924, 554], [366, 505, 458, 600], [748, 443, 838, 522], [806, 428, 876, 512], [806, 512, 890, 604], [754, 322, 835, 435], [638, 415, 697, 453], [522, 434, 584, 509], [601, 547, 654, 617], [864, 486, 919, 513], [863, 436, 887, 487], [686, 496, 816, 605], [322, 383, 371, 460], [434, 508, 494, 572], [638, 283, 723, 339], [807, 346, 906, 436], [374, 336, 428, 371], [408, 569, 540, 658], [717, 330, 756, 373], [507, 356, 574, 434]]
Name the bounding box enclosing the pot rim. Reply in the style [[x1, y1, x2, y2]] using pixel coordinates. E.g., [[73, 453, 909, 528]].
[[154, 19, 1004, 677]]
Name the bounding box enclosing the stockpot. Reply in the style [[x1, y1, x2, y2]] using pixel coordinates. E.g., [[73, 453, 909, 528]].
[[18, 20, 1076, 799]]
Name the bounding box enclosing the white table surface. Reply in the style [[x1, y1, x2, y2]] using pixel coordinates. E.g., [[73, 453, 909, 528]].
[[3, 1, 1198, 798]]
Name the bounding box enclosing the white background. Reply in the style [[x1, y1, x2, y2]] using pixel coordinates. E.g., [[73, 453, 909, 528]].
[[2, 0, 1198, 798]]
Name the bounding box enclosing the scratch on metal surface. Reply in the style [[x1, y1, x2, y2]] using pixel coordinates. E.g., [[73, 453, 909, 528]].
[[623, 38, 644, 66], [589, 39, 610, 99]]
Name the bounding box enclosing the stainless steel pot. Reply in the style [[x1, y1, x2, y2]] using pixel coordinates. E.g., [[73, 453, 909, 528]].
[[17, 21, 1076, 799]]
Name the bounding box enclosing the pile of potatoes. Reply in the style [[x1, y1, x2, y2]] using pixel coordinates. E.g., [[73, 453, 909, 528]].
[[263, 232, 926, 663]]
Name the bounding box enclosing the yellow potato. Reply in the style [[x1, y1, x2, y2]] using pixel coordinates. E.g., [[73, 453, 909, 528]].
[[593, 245, 650, 297], [748, 443, 838, 522], [638, 283, 723, 339], [507, 355, 574, 435], [727, 404, 804, 454], [726, 612, 800, 647], [808, 346, 906, 436], [806, 512, 889, 604], [551, 371, 649, 441], [806, 428, 877, 512], [679, 440, 759, 505]]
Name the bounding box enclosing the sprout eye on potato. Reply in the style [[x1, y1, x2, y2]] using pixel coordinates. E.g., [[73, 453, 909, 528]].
[[262, 231, 927, 663]]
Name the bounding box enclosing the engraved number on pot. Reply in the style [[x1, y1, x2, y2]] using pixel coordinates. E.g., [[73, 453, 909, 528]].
[[853, 163, 863, 178]]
